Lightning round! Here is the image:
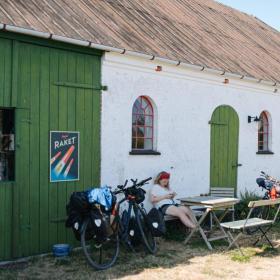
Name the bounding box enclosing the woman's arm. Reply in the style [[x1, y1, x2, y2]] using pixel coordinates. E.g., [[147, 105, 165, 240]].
[[150, 193, 173, 204]]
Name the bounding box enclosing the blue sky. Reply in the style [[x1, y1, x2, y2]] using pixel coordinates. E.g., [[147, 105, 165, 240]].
[[217, 1, 280, 31]]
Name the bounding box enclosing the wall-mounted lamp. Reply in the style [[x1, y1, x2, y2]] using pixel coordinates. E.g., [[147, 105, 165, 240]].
[[248, 116, 260, 123]]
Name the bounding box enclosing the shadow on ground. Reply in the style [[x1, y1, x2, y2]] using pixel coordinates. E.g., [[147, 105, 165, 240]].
[[1, 221, 280, 280]]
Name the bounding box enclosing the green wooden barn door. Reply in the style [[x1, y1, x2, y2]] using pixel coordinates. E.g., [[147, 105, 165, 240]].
[[210, 105, 239, 192], [13, 42, 101, 259], [0, 38, 13, 260]]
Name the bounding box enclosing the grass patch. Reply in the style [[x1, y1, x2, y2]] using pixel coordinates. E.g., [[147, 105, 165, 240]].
[[256, 244, 278, 257], [229, 245, 279, 263], [230, 247, 257, 263], [231, 253, 251, 263]]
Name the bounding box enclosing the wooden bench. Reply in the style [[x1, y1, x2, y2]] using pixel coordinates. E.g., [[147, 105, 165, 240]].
[[221, 198, 280, 254]]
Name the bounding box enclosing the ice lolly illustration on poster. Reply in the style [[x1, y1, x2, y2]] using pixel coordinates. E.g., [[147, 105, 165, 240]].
[[50, 131, 79, 182]]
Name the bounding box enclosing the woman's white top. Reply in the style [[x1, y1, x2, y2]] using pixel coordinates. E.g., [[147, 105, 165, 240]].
[[150, 184, 178, 208]]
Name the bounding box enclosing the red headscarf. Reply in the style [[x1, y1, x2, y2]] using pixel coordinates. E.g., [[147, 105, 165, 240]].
[[159, 172, 170, 181]]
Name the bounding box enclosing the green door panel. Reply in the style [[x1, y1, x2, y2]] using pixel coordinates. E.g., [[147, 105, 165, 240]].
[[0, 38, 13, 260], [210, 105, 239, 192]]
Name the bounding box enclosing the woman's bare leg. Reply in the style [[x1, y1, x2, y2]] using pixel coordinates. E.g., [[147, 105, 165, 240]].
[[166, 206, 196, 229], [178, 206, 197, 224]]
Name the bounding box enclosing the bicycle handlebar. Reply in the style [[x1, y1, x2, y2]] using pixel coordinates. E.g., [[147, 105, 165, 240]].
[[113, 177, 152, 195]]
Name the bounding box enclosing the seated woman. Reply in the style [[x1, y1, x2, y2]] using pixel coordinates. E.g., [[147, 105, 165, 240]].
[[150, 171, 196, 229]]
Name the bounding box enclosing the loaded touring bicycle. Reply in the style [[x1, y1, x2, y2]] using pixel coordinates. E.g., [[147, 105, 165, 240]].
[[66, 177, 161, 270]]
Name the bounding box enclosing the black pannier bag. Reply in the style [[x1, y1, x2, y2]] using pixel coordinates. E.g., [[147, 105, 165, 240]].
[[69, 191, 90, 214], [65, 192, 91, 241], [121, 210, 141, 246], [89, 207, 111, 243], [65, 191, 113, 242], [147, 208, 166, 237], [128, 217, 142, 246]]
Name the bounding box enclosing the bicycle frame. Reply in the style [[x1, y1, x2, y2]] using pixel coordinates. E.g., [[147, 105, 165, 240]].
[[111, 194, 146, 249]]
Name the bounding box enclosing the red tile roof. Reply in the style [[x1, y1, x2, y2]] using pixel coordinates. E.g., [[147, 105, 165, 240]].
[[1, 0, 280, 82]]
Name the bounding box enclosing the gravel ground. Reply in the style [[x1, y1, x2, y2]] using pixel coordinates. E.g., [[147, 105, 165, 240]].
[[1, 223, 280, 280]]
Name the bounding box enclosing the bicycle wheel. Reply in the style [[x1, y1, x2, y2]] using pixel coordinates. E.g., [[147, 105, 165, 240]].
[[81, 218, 120, 270], [120, 209, 135, 251], [246, 206, 270, 235], [135, 206, 157, 254]]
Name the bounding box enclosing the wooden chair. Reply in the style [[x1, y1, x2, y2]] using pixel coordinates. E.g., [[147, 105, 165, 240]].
[[210, 187, 235, 224], [221, 198, 280, 254]]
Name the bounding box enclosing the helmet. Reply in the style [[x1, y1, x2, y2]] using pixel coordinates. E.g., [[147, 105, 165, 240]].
[[256, 178, 265, 188]]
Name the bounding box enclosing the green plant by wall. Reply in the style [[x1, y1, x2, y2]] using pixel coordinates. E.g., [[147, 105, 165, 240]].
[[234, 189, 261, 220]]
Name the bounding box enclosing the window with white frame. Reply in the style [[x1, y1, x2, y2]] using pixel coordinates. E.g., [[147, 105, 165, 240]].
[[132, 96, 154, 150], [258, 111, 271, 152]]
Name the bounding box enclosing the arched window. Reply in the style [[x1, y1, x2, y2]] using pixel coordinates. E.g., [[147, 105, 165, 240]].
[[258, 111, 270, 152], [132, 96, 154, 150]]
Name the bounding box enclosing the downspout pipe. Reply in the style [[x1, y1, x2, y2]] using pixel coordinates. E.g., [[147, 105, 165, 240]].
[[0, 23, 279, 90]]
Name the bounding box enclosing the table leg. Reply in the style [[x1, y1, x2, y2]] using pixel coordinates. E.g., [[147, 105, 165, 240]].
[[218, 208, 229, 223], [184, 208, 213, 250], [210, 211, 231, 245], [198, 225, 213, 250]]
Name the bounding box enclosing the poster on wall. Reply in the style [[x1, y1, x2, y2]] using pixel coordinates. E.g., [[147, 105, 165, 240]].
[[50, 131, 79, 182]]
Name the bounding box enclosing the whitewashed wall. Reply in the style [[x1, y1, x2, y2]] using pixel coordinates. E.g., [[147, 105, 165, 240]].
[[100, 52, 280, 200]]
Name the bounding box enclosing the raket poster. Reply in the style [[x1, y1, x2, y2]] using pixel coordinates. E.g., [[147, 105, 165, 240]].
[[50, 131, 79, 182]]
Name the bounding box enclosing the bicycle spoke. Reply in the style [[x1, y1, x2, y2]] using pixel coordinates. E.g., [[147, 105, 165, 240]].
[[81, 218, 120, 270]]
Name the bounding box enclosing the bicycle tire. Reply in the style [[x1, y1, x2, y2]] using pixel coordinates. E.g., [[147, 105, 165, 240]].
[[81, 218, 120, 270], [120, 209, 135, 252], [135, 206, 157, 254]]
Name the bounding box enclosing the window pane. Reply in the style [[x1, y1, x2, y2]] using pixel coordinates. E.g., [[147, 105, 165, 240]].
[[259, 120, 263, 132], [137, 115, 145, 125], [0, 109, 15, 181], [132, 126, 136, 137], [132, 137, 136, 149], [137, 127, 144, 137], [145, 127, 153, 138], [137, 138, 144, 149], [135, 98, 141, 109], [132, 114, 137, 125], [145, 105, 153, 115], [144, 139, 153, 150], [141, 97, 148, 109], [132, 105, 138, 115], [145, 116, 153, 126]]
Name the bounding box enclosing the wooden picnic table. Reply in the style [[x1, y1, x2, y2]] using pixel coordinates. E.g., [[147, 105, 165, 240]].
[[179, 196, 239, 250]]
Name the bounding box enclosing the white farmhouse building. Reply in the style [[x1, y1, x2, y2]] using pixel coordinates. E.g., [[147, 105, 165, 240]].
[[99, 0, 280, 198], [101, 52, 278, 198]]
